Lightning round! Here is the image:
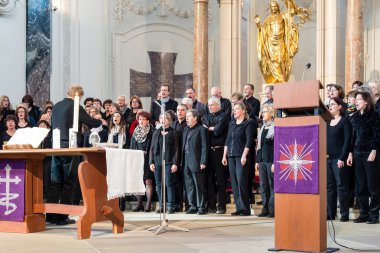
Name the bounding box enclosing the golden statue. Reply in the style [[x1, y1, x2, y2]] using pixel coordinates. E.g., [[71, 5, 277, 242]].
[[255, 0, 311, 83]]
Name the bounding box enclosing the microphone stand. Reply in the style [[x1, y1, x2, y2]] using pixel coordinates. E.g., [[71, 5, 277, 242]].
[[148, 100, 189, 235]]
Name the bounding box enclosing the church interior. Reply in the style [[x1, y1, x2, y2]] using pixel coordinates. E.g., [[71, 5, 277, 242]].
[[1, 0, 380, 252]]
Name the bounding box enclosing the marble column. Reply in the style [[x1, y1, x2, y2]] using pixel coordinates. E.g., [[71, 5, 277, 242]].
[[194, 0, 209, 104], [345, 0, 364, 92]]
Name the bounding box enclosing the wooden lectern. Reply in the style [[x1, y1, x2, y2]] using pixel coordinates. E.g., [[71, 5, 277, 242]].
[[270, 80, 338, 253]]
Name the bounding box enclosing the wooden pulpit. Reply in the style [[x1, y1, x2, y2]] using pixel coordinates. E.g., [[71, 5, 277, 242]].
[[270, 80, 338, 253]]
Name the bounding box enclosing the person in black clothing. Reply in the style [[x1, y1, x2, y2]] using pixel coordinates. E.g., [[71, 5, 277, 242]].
[[130, 111, 155, 212], [329, 84, 347, 110], [368, 80, 380, 117], [47, 86, 102, 226], [262, 85, 274, 105], [255, 104, 275, 217], [185, 87, 207, 120], [37, 120, 52, 196], [150, 85, 178, 126], [346, 90, 357, 119], [22, 94, 41, 125], [223, 103, 254, 216], [244, 84, 261, 118], [347, 91, 380, 224], [209, 87, 232, 118], [15, 106, 34, 128], [327, 97, 352, 221], [101, 99, 113, 122], [231, 93, 259, 205], [172, 104, 188, 212], [0, 115, 17, 149], [126, 95, 143, 135], [149, 112, 180, 214], [231, 92, 254, 118], [182, 109, 209, 215], [329, 84, 345, 100], [173, 104, 187, 134], [352, 80, 363, 90], [116, 95, 131, 120], [0, 95, 15, 132], [202, 97, 229, 214]]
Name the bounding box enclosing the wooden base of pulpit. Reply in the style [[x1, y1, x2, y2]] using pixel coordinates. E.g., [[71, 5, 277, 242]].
[[0, 148, 124, 239]]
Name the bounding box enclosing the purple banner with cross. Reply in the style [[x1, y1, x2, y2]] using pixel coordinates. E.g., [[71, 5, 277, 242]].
[[274, 125, 319, 194], [0, 160, 25, 222]]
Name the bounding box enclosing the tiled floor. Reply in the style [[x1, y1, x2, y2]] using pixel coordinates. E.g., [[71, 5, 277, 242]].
[[0, 204, 379, 253]]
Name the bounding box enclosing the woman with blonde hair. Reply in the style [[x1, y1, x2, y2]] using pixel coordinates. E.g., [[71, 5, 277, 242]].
[[255, 104, 275, 218], [0, 95, 15, 132], [368, 80, 380, 117]]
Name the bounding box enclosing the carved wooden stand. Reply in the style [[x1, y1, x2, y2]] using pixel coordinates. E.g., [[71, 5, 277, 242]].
[[0, 148, 124, 239]]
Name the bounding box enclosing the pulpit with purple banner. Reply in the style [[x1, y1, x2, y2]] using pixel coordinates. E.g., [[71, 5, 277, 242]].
[[269, 80, 338, 253]]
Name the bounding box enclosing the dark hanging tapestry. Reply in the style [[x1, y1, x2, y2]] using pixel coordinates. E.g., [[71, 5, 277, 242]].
[[26, 0, 51, 107]]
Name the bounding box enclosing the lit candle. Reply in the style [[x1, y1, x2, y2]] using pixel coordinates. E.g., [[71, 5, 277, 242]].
[[73, 93, 79, 132]]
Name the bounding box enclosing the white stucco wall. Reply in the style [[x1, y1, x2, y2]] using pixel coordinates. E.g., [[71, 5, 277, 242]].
[[0, 0, 26, 106]]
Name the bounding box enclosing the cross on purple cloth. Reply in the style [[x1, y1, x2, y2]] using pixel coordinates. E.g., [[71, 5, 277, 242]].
[[274, 125, 319, 194], [0, 160, 25, 222]]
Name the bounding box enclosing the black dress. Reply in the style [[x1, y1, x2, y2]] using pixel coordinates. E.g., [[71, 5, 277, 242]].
[[0, 131, 13, 150], [130, 125, 154, 180]]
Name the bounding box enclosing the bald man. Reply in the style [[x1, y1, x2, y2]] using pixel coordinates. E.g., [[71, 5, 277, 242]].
[[208, 87, 232, 119]]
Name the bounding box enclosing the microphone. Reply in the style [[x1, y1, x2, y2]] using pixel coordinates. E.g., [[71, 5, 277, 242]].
[[301, 63, 312, 81]]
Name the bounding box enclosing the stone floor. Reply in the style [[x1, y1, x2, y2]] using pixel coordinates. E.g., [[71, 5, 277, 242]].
[[1, 204, 380, 253]]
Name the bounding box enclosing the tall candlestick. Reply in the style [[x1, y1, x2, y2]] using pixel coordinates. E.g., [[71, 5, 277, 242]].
[[73, 93, 79, 132]]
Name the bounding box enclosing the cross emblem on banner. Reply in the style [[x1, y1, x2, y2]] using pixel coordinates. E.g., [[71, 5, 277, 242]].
[[130, 51, 193, 99], [0, 164, 21, 215]]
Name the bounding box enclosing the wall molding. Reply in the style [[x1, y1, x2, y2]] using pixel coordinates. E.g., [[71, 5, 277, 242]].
[[0, 0, 18, 14], [114, 0, 212, 22]]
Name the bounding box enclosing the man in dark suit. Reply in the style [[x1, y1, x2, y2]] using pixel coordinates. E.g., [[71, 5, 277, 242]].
[[47, 85, 102, 225], [150, 84, 178, 126], [172, 104, 188, 212], [244, 84, 261, 118], [182, 109, 209, 215]]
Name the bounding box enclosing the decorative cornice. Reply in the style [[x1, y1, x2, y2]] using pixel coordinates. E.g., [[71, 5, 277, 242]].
[[114, 0, 213, 22], [0, 0, 18, 15]]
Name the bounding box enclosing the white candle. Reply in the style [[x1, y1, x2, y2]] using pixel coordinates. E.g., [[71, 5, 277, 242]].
[[73, 93, 79, 132]]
